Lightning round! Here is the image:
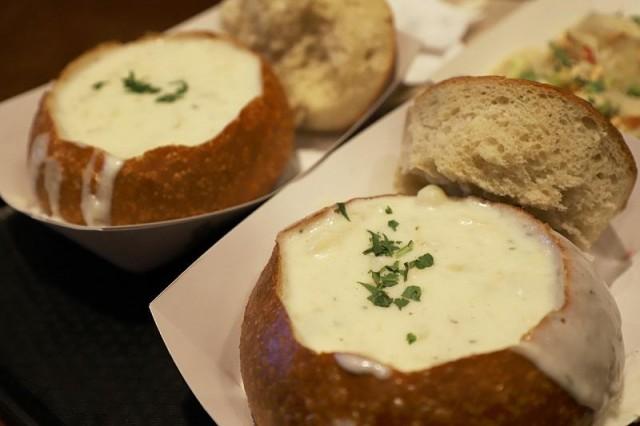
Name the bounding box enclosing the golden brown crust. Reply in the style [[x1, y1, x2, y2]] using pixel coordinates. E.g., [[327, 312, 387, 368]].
[[28, 31, 294, 225], [241, 252, 591, 426], [240, 195, 592, 426], [416, 75, 637, 209]]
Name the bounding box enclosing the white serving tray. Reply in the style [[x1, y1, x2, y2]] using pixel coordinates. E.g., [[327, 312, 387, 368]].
[[0, 7, 419, 272], [150, 0, 640, 424]]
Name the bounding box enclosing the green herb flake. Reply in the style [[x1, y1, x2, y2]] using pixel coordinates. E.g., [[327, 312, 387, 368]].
[[388, 219, 399, 231], [584, 79, 605, 94], [92, 80, 107, 90], [627, 85, 640, 97], [402, 262, 410, 281], [370, 270, 382, 286], [122, 71, 161, 94], [394, 240, 414, 258], [402, 285, 422, 302], [380, 271, 399, 288], [406, 333, 417, 344], [335, 202, 351, 221], [385, 206, 393, 214], [362, 231, 400, 257], [156, 80, 189, 103], [594, 100, 619, 118], [518, 69, 538, 81], [385, 261, 400, 273], [368, 290, 393, 308], [633, 15, 640, 26], [369, 267, 399, 288], [394, 298, 410, 310], [412, 253, 434, 269], [550, 43, 572, 68], [358, 282, 379, 295]]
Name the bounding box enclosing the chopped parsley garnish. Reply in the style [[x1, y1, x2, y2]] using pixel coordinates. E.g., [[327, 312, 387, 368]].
[[369, 291, 393, 307], [370, 268, 399, 288], [633, 15, 640, 26], [156, 80, 189, 103], [406, 333, 417, 344], [393, 298, 409, 310], [385, 206, 393, 214], [384, 261, 400, 273], [359, 282, 379, 294], [358, 224, 434, 310], [362, 231, 400, 256], [402, 285, 422, 302], [122, 71, 161, 94], [402, 262, 410, 281], [388, 219, 399, 231], [394, 240, 414, 258], [583, 79, 605, 94], [359, 283, 393, 307], [411, 253, 434, 269], [92, 81, 107, 90], [550, 43, 572, 68], [335, 202, 350, 221], [627, 85, 640, 97]]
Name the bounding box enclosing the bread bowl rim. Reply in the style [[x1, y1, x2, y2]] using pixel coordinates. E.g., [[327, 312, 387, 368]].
[[271, 192, 572, 353]]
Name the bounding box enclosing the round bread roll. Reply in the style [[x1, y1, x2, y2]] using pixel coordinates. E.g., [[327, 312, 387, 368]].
[[398, 76, 637, 250], [28, 31, 294, 226], [220, 0, 396, 132], [241, 187, 623, 425]]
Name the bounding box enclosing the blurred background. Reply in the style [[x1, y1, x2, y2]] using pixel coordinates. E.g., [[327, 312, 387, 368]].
[[0, 4, 222, 426], [0, 0, 215, 102]]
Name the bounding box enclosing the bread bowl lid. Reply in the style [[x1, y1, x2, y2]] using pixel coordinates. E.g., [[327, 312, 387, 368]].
[[0, 21, 420, 271]]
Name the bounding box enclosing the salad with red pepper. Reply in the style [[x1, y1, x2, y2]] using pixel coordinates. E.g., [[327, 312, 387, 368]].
[[496, 13, 640, 136]]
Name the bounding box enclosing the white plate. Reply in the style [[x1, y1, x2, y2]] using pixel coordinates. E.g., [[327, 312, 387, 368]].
[[150, 0, 640, 424]]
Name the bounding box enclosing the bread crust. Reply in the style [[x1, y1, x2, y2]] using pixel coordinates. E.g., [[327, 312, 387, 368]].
[[28, 31, 294, 225], [401, 75, 637, 248], [240, 195, 595, 426]]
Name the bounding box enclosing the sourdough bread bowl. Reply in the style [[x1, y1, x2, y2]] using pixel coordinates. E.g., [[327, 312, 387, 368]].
[[398, 76, 637, 250], [28, 31, 294, 226], [220, 0, 396, 132], [240, 187, 623, 425]]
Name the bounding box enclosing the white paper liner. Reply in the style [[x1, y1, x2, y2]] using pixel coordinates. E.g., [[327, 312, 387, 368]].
[[0, 7, 420, 271], [150, 0, 640, 423]]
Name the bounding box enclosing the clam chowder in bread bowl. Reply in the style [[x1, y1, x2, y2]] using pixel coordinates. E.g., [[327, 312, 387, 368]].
[[240, 186, 623, 425], [28, 31, 294, 226]]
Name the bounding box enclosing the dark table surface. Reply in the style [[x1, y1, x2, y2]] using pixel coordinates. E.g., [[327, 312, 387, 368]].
[[0, 1, 224, 425]]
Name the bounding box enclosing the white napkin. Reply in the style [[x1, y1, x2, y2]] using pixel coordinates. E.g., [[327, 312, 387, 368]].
[[388, 0, 483, 83]]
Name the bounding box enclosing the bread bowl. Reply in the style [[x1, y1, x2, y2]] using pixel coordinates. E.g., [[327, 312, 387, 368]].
[[220, 0, 396, 132], [240, 186, 623, 425], [28, 31, 294, 226], [398, 76, 637, 249]]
